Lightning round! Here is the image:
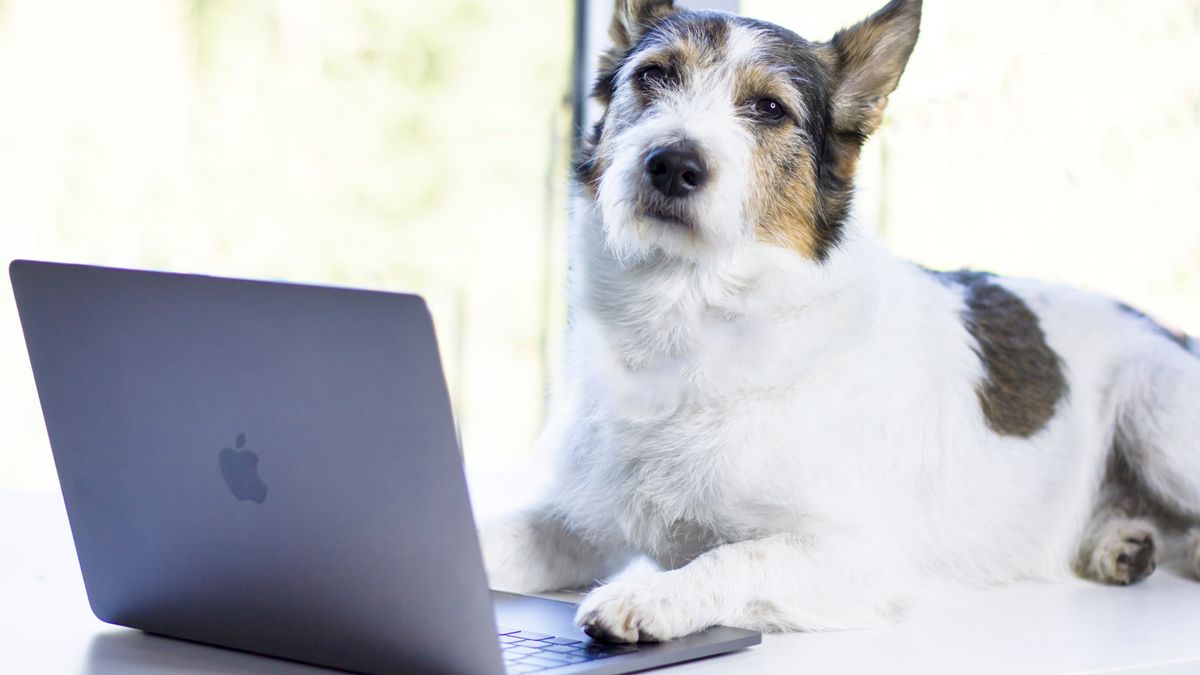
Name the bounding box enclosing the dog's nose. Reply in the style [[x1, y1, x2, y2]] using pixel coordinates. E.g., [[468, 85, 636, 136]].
[[644, 145, 708, 198]]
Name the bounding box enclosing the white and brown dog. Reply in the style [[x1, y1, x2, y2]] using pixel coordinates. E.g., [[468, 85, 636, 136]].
[[482, 0, 1200, 643]]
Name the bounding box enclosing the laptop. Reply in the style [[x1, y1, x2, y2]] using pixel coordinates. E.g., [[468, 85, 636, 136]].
[[10, 260, 761, 674]]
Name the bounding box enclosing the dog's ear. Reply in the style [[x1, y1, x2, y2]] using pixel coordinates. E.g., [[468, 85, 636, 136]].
[[826, 0, 921, 139], [610, 0, 678, 51]]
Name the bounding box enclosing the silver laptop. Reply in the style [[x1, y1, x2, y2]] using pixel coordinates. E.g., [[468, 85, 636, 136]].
[[10, 260, 760, 675]]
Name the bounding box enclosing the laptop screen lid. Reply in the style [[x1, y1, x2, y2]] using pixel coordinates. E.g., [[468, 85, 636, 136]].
[[10, 260, 505, 675]]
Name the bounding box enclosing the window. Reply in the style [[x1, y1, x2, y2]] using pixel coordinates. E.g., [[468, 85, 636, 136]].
[[1, 1, 1196, 490], [0, 0, 572, 488]]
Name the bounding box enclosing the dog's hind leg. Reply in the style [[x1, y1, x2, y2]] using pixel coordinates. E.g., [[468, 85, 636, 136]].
[[1110, 338, 1200, 580], [1074, 480, 1159, 585], [1114, 343, 1200, 515]]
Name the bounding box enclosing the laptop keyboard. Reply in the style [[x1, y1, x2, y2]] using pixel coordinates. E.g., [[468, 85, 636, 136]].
[[497, 627, 638, 673]]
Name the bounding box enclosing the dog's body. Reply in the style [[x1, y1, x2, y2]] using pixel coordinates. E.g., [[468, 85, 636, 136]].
[[482, 0, 1200, 642]]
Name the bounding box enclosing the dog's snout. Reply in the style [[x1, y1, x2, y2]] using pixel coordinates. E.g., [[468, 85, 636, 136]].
[[644, 145, 708, 198]]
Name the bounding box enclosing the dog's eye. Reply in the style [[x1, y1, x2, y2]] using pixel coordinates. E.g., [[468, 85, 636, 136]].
[[752, 97, 787, 123], [637, 65, 670, 87]]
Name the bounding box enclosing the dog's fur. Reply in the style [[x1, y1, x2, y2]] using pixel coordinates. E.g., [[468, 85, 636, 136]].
[[482, 0, 1200, 642]]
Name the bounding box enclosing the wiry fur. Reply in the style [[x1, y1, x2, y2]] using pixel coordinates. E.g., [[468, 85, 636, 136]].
[[482, 0, 1200, 642]]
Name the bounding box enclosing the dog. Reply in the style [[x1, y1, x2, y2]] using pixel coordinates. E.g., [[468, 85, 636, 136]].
[[481, 0, 1200, 643]]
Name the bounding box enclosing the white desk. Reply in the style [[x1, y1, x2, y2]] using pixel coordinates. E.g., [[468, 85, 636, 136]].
[[6, 484, 1200, 674]]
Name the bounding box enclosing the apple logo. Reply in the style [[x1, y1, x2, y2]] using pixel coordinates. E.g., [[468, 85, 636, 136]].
[[219, 433, 268, 504]]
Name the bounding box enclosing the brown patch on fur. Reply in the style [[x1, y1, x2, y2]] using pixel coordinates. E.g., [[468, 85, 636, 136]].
[[730, 59, 826, 258], [730, 64, 802, 113], [725, 44, 848, 260], [935, 270, 1066, 437], [751, 140, 823, 259]]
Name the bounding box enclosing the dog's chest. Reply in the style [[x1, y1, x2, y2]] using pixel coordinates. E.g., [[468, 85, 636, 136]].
[[579, 352, 805, 565], [563, 271, 884, 562], [599, 429, 748, 567]]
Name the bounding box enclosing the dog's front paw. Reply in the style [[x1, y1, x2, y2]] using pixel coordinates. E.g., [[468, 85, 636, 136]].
[[574, 579, 705, 643]]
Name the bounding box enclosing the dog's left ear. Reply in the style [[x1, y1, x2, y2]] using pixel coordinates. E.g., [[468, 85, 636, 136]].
[[825, 0, 922, 140], [610, 0, 678, 51]]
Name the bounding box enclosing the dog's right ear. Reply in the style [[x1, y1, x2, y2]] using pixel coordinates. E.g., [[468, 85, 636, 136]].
[[610, 0, 678, 51], [826, 0, 922, 140]]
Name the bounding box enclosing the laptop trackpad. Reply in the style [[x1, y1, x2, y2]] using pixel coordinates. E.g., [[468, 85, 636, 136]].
[[491, 590, 591, 641]]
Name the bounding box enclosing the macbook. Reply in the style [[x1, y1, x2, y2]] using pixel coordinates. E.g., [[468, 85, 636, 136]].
[[10, 260, 760, 674]]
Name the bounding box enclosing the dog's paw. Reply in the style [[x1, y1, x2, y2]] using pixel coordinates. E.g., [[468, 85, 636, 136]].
[[1085, 520, 1158, 586], [574, 579, 704, 643]]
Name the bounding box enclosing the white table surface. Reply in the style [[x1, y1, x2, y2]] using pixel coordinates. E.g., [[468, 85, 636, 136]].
[[6, 474, 1200, 675]]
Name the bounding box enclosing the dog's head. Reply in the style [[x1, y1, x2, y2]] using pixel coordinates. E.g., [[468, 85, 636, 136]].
[[575, 0, 921, 265]]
